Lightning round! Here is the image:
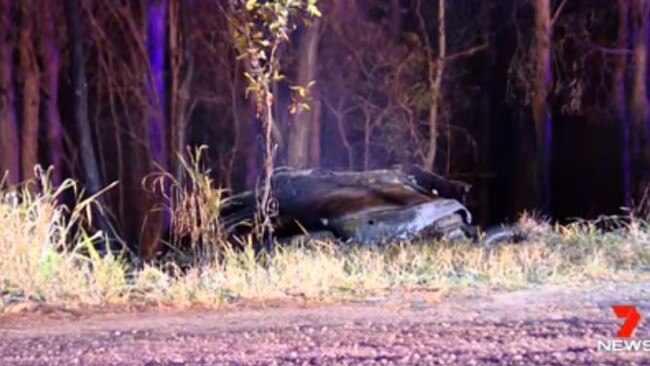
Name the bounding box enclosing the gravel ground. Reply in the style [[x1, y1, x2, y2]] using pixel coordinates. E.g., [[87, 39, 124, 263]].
[[1, 282, 649, 365]]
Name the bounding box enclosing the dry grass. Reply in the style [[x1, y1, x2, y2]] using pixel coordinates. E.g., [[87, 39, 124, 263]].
[[1, 167, 650, 313]]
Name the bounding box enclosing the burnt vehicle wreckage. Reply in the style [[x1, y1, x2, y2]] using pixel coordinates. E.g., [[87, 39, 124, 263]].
[[220, 166, 526, 247]]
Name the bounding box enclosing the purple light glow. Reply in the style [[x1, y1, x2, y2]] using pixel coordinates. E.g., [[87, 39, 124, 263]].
[[147, 0, 170, 231], [147, 0, 167, 166]]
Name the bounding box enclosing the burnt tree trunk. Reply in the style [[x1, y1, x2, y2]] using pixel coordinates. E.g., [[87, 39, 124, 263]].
[[40, 0, 63, 186], [424, 0, 446, 171], [532, 0, 553, 213], [631, 0, 650, 200], [478, 0, 493, 225], [169, 0, 193, 186], [65, 0, 114, 252], [0, 0, 19, 184], [287, 18, 321, 169], [613, 0, 631, 207], [19, 0, 40, 182]]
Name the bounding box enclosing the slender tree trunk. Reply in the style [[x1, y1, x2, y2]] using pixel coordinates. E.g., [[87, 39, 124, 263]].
[[532, 0, 553, 213], [308, 91, 321, 167], [478, 0, 492, 226], [0, 0, 19, 184], [363, 106, 371, 170], [631, 0, 650, 198], [19, 0, 40, 182], [169, 0, 193, 186], [327, 99, 354, 169], [424, 0, 446, 171], [40, 0, 63, 186], [65, 0, 114, 251], [241, 58, 283, 188], [287, 18, 321, 169], [614, 0, 631, 207]]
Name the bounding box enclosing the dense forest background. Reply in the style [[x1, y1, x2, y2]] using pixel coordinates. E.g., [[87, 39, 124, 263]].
[[0, 0, 648, 257]]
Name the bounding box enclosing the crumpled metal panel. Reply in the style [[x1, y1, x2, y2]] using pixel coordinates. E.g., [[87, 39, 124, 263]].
[[327, 198, 472, 245]]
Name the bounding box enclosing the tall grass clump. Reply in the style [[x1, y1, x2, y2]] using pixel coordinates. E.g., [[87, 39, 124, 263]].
[[164, 146, 229, 265], [0, 167, 128, 310]]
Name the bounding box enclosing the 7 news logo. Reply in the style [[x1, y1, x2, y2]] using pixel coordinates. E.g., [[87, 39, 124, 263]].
[[597, 305, 649, 352]]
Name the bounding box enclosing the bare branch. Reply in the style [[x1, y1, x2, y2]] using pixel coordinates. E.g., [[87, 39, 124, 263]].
[[445, 43, 488, 63], [551, 0, 568, 25]]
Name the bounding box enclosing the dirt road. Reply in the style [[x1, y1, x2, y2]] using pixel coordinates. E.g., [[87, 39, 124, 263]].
[[1, 282, 649, 365]]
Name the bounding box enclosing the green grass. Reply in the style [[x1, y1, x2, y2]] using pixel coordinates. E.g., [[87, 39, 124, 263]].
[[1, 167, 650, 313]]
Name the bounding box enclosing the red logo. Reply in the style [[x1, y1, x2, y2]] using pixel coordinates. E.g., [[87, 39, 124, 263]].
[[612, 305, 641, 339]]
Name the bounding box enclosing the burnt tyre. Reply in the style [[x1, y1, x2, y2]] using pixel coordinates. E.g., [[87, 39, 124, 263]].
[[482, 225, 529, 246]]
